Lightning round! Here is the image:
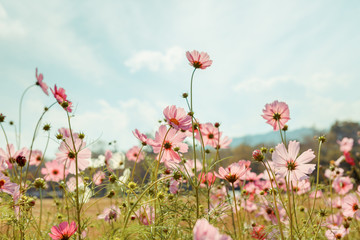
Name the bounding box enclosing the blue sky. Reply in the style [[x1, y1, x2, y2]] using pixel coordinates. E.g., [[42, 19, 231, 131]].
[[0, 1, 359, 156]]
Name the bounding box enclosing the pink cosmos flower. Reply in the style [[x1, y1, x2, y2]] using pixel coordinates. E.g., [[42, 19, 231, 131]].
[[41, 160, 68, 182], [135, 205, 155, 225], [150, 125, 188, 164], [216, 162, 248, 184], [325, 213, 343, 229], [93, 171, 106, 185], [169, 179, 179, 194], [337, 137, 354, 153], [292, 179, 311, 195], [343, 194, 360, 218], [126, 146, 144, 162], [330, 197, 344, 210], [215, 135, 232, 150], [49, 221, 77, 240], [132, 129, 149, 146], [35, 68, 49, 95], [0, 144, 28, 169], [98, 205, 121, 223], [324, 167, 344, 180], [104, 149, 112, 166], [51, 85, 73, 112], [55, 137, 91, 174], [196, 123, 220, 148], [261, 100, 290, 131], [66, 177, 84, 192], [163, 105, 192, 131], [193, 218, 231, 240], [325, 226, 349, 240], [332, 176, 353, 195], [272, 141, 315, 182], [199, 172, 216, 187], [310, 190, 323, 199], [182, 159, 202, 177], [250, 224, 266, 240], [0, 172, 18, 195], [186, 50, 213, 70], [29, 150, 43, 166], [257, 200, 286, 224]]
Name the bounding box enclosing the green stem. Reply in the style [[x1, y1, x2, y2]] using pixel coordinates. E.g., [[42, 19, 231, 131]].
[[232, 183, 241, 239], [18, 84, 35, 149]]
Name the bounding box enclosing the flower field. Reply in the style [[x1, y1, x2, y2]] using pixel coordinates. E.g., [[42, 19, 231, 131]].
[[1, 50, 360, 240]]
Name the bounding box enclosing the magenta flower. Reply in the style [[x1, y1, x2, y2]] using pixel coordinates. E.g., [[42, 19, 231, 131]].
[[132, 129, 149, 146], [163, 105, 192, 131], [126, 146, 144, 162], [257, 200, 286, 224], [93, 170, 106, 185], [193, 218, 231, 240], [343, 194, 360, 218], [98, 205, 121, 223], [55, 137, 91, 174], [272, 141, 315, 182], [51, 85, 73, 112], [35, 68, 49, 95], [186, 50, 213, 70], [169, 179, 179, 194], [150, 125, 188, 164], [49, 221, 77, 240], [261, 100, 290, 131], [41, 160, 68, 182], [332, 176, 353, 195], [216, 162, 248, 183], [29, 150, 43, 166], [0, 172, 18, 195]]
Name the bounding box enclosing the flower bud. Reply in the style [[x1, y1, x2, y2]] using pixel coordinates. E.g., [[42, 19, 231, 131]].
[[16, 155, 27, 167], [43, 123, 51, 131], [252, 149, 264, 162], [182, 93, 188, 98], [34, 178, 46, 189], [318, 136, 326, 143], [214, 122, 220, 128], [0, 114, 5, 122], [128, 182, 137, 189], [109, 175, 117, 183], [107, 190, 115, 198]]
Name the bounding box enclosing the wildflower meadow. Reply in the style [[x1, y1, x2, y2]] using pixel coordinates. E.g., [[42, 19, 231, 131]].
[[1, 50, 360, 240]]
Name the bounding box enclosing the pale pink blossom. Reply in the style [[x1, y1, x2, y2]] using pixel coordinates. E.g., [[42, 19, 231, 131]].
[[29, 150, 43, 166], [325, 225, 349, 240], [55, 137, 91, 174], [132, 129, 149, 145], [310, 190, 323, 199], [332, 176, 353, 195], [292, 179, 311, 195], [193, 218, 231, 240], [93, 171, 106, 185], [135, 205, 155, 225], [342, 194, 360, 218], [272, 141, 315, 181], [169, 179, 179, 194], [0, 172, 18, 195], [163, 105, 192, 131], [150, 125, 188, 164], [126, 146, 144, 162], [261, 100, 290, 131], [41, 160, 68, 182], [324, 167, 344, 180], [337, 137, 354, 153], [0, 144, 28, 169], [98, 205, 121, 223], [325, 213, 343, 229], [66, 177, 84, 192], [330, 197, 344, 210], [215, 135, 232, 150], [182, 159, 202, 177], [257, 201, 286, 224], [216, 162, 248, 184], [196, 123, 220, 148], [35, 68, 49, 95], [186, 50, 213, 70], [49, 221, 77, 240]]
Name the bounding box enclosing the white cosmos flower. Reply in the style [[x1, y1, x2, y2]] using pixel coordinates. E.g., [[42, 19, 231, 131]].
[[89, 155, 106, 168], [109, 152, 126, 170], [117, 168, 131, 186]]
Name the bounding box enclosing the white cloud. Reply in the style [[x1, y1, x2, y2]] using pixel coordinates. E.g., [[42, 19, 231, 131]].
[[0, 3, 26, 38], [234, 76, 291, 92], [124, 46, 184, 72]]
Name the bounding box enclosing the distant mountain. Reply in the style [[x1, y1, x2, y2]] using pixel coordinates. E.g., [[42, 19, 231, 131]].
[[230, 127, 323, 147]]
